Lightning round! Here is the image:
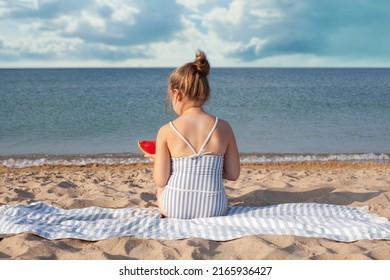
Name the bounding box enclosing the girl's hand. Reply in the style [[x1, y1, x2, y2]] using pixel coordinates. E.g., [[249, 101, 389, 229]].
[[144, 153, 155, 163]]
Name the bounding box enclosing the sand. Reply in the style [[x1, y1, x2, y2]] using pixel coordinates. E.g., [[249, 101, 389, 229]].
[[0, 161, 389, 260]]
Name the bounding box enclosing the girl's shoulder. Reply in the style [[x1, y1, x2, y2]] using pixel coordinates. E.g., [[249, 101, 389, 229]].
[[216, 117, 229, 126], [215, 118, 233, 132], [157, 122, 172, 139]]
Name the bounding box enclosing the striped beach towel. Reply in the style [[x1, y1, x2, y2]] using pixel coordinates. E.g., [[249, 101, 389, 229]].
[[0, 202, 389, 242]]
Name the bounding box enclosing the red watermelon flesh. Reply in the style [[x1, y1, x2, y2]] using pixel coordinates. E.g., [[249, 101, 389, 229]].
[[137, 140, 156, 154]]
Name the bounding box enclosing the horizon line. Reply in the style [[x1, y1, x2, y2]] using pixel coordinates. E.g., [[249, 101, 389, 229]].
[[1, 66, 390, 70]]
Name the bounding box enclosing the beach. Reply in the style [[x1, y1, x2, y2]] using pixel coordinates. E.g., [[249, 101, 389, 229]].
[[0, 161, 389, 260]]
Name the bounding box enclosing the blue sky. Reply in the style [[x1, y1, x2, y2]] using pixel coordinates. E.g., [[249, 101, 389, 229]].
[[0, 0, 389, 67]]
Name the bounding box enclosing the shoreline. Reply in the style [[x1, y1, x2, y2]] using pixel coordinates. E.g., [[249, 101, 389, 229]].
[[1, 161, 389, 259], [1, 160, 389, 171], [0, 161, 390, 174], [1, 152, 389, 168]]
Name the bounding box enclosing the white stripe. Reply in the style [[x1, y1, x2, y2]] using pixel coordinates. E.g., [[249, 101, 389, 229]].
[[3, 202, 389, 242]]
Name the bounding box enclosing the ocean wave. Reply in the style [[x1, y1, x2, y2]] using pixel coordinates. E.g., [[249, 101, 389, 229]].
[[0, 156, 148, 168], [240, 153, 390, 163], [1, 153, 389, 168]]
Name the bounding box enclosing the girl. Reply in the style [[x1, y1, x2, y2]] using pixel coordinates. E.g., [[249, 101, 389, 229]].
[[152, 50, 240, 219]]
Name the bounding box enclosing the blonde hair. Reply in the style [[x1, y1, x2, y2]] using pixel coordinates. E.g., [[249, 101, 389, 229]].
[[168, 50, 210, 104]]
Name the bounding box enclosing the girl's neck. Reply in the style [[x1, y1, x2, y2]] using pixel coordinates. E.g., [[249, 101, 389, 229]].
[[180, 104, 204, 115]]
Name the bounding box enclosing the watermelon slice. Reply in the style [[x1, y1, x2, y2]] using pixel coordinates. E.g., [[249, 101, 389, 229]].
[[137, 140, 156, 155]]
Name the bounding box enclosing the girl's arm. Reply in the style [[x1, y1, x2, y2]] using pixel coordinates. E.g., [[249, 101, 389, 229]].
[[153, 125, 171, 188], [223, 124, 240, 181]]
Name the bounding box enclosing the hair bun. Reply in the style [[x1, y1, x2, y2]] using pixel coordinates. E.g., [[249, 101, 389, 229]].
[[194, 50, 210, 76]]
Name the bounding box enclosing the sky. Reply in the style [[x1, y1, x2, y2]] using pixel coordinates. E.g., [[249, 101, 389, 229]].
[[0, 0, 390, 68]]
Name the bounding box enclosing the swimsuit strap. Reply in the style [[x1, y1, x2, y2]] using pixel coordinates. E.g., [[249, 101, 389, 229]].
[[169, 122, 198, 155], [169, 117, 219, 157], [198, 117, 219, 155]]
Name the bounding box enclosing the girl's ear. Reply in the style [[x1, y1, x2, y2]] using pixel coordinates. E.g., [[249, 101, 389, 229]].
[[172, 89, 183, 102], [177, 90, 184, 102]]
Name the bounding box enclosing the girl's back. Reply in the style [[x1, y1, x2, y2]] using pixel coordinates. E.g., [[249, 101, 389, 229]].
[[167, 111, 230, 158]]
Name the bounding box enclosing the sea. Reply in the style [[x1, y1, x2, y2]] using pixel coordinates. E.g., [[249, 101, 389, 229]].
[[1, 68, 390, 168]]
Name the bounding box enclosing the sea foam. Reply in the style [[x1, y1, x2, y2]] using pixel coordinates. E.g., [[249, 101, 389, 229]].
[[1, 153, 389, 168]]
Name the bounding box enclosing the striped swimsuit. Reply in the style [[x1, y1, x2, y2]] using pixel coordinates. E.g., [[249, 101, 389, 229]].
[[162, 117, 228, 219]]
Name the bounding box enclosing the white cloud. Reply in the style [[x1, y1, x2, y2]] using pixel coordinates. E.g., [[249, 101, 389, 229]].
[[96, 0, 139, 24], [80, 10, 106, 32], [0, 0, 185, 66], [204, 0, 244, 25], [0, 0, 389, 67], [176, 0, 208, 11], [111, 6, 138, 23]]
